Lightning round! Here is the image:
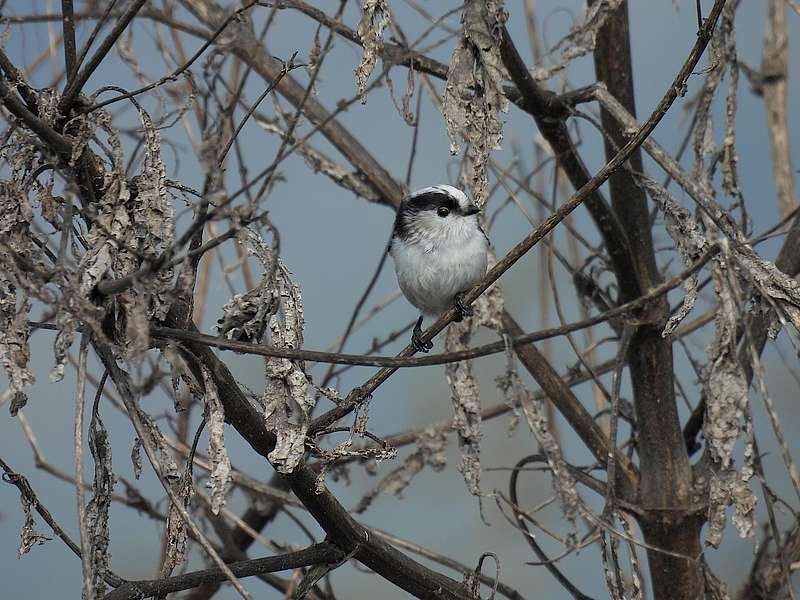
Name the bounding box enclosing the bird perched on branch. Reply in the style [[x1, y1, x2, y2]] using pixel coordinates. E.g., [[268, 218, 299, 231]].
[[389, 185, 489, 353]]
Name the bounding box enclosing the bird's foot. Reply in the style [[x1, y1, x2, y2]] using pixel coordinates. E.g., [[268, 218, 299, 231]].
[[453, 292, 473, 322], [411, 316, 433, 353]]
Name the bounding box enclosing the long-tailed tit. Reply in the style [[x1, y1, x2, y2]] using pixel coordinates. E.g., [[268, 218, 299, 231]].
[[389, 184, 489, 353]]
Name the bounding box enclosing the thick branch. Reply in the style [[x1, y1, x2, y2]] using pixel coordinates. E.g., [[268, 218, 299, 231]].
[[147, 248, 716, 368], [60, 0, 78, 82], [762, 0, 796, 219], [589, 5, 705, 597], [159, 309, 472, 600], [498, 24, 638, 298], [103, 543, 343, 600], [59, 0, 147, 112], [310, 1, 730, 438]]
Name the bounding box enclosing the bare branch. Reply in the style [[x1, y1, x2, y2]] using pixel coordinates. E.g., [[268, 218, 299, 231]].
[[103, 542, 343, 600]]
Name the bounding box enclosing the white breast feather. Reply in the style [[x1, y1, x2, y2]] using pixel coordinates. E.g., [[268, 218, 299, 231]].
[[391, 215, 488, 317]]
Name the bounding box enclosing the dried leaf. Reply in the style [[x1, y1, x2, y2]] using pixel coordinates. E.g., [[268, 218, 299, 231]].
[[0, 277, 33, 413], [354, 0, 391, 102], [529, 0, 623, 82], [131, 437, 143, 480], [443, 243, 503, 500], [77, 107, 175, 358], [50, 309, 78, 382], [442, 0, 509, 203], [162, 343, 191, 412], [86, 399, 115, 593], [354, 428, 446, 513], [131, 107, 174, 322], [138, 412, 181, 483], [201, 367, 231, 515], [706, 466, 756, 547], [734, 244, 800, 333], [262, 261, 315, 473], [0, 177, 38, 407], [134, 411, 190, 576], [518, 384, 580, 543], [16, 493, 50, 557], [218, 227, 278, 343], [704, 255, 746, 469], [445, 321, 483, 497], [161, 471, 192, 575], [636, 175, 709, 335]]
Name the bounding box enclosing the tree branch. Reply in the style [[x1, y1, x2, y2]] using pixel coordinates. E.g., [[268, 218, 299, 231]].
[[103, 542, 343, 600], [309, 0, 729, 437], [60, 0, 78, 83], [59, 0, 147, 112], [157, 307, 472, 600], [147, 242, 717, 369], [589, 3, 699, 596]]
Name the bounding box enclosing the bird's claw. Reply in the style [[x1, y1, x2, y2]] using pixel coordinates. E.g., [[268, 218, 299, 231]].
[[411, 316, 433, 353], [453, 292, 473, 322]]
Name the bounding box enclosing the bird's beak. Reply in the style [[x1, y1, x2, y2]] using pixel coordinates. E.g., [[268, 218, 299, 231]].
[[464, 204, 480, 216]]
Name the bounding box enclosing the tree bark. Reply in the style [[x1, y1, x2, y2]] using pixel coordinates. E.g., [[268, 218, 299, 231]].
[[589, 1, 702, 597]]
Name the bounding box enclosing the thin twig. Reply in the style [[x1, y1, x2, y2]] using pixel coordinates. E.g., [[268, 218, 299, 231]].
[[144, 242, 718, 369]]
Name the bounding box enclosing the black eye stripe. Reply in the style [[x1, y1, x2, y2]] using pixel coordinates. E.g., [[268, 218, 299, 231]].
[[404, 192, 458, 213]]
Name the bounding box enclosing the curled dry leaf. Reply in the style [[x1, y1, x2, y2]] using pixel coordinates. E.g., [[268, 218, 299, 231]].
[[0, 178, 37, 411], [77, 107, 174, 359], [354, 0, 391, 102], [161, 471, 193, 576], [0, 278, 33, 415], [262, 261, 315, 473], [518, 384, 580, 542], [706, 465, 756, 548], [444, 245, 504, 498], [529, 0, 623, 82], [218, 227, 278, 343], [442, 0, 509, 204], [700, 214, 756, 545], [50, 308, 78, 382], [128, 108, 174, 326], [136, 409, 190, 575], [354, 428, 447, 513], [162, 343, 192, 412], [734, 244, 800, 333], [200, 366, 231, 515], [16, 492, 50, 557], [138, 411, 181, 483], [131, 437, 143, 480], [636, 175, 709, 336], [704, 245, 746, 470], [86, 398, 115, 593], [445, 321, 484, 497]]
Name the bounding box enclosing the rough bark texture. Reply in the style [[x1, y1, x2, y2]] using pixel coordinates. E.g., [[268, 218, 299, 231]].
[[590, 2, 700, 597]]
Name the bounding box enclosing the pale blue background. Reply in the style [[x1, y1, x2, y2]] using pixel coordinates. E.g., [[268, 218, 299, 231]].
[[1, 1, 799, 598]]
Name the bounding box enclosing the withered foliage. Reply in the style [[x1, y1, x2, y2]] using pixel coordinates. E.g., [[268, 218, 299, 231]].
[[0, 2, 798, 600]]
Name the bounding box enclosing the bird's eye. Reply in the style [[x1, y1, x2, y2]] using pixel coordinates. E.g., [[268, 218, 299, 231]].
[[437, 206, 450, 218]]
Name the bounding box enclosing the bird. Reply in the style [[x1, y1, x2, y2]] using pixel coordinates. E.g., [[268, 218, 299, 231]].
[[388, 184, 489, 353]]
